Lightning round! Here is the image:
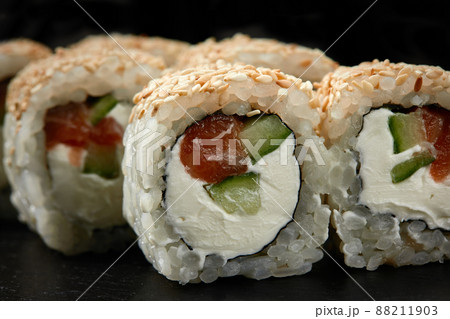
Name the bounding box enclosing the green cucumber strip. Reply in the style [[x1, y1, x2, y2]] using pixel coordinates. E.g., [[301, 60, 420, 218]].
[[391, 152, 435, 183], [89, 95, 118, 126], [82, 144, 120, 179], [205, 172, 261, 215], [388, 112, 424, 154], [239, 115, 291, 163]]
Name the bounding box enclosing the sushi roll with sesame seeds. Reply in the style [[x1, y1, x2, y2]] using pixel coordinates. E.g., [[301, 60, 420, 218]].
[[0, 39, 51, 189], [70, 33, 189, 67], [315, 60, 450, 270], [3, 47, 165, 254], [175, 34, 338, 83], [122, 61, 339, 284]]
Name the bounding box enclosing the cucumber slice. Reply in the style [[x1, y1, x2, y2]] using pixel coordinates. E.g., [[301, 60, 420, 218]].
[[89, 95, 118, 126], [205, 172, 261, 215], [82, 144, 120, 179], [239, 115, 291, 162], [388, 112, 425, 154], [391, 152, 435, 183]]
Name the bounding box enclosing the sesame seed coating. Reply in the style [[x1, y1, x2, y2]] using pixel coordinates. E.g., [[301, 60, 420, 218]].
[[315, 59, 450, 143], [70, 33, 189, 66], [7, 47, 166, 120], [175, 34, 338, 83], [131, 60, 318, 130], [0, 39, 52, 80], [0, 38, 51, 61]]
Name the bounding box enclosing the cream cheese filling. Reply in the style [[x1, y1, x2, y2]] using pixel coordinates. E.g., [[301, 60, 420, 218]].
[[356, 108, 449, 230], [164, 133, 301, 260]]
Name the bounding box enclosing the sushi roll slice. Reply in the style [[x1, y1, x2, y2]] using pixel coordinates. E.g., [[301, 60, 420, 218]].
[[123, 61, 336, 283], [3, 47, 165, 254], [0, 39, 51, 189], [315, 60, 450, 269], [176, 34, 338, 83], [70, 33, 189, 67]]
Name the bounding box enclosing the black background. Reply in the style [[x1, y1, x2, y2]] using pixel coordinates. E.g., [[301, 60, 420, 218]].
[[1, 0, 449, 69], [0, 0, 449, 301]]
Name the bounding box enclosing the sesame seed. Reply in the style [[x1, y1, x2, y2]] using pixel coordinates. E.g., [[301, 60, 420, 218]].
[[256, 74, 272, 83], [199, 81, 210, 92], [84, 64, 95, 73], [379, 70, 395, 77], [367, 75, 380, 86], [268, 71, 278, 81], [414, 77, 423, 92], [328, 93, 334, 106], [336, 82, 349, 91], [351, 80, 362, 89], [191, 83, 201, 93], [229, 73, 247, 81], [30, 84, 42, 94], [426, 69, 443, 79], [276, 79, 291, 88], [335, 90, 341, 101], [217, 83, 229, 93], [164, 96, 176, 103], [322, 95, 329, 109], [197, 74, 212, 83], [212, 80, 223, 87], [300, 59, 312, 67], [172, 90, 188, 96], [158, 90, 169, 98], [398, 67, 412, 76], [153, 99, 163, 107], [246, 109, 261, 117], [138, 108, 146, 119], [395, 74, 409, 86]]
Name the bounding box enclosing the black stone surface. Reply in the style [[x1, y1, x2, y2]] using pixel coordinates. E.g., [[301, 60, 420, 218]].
[[1, 191, 449, 301], [0, 0, 449, 301]]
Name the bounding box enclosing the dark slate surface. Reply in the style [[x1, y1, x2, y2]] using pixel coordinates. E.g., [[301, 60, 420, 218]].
[[0, 0, 449, 301], [1, 193, 449, 301]]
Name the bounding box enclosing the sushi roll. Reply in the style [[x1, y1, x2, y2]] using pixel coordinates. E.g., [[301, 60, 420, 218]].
[[3, 47, 165, 254], [0, 39, 51, 189], [123, 61, 337, 283], [315, 60, 450, 269], [70, 33, 189, 67], [176, 34, 338, 82]]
